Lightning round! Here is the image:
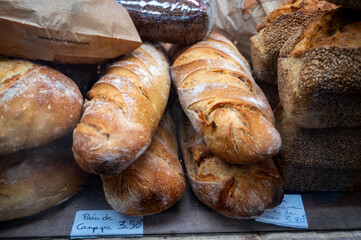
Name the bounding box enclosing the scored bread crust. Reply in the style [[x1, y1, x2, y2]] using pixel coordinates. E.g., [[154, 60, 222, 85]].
[[250, 0, 337, 84], [0, 58, 83, 156], [180, 118, 283, 219], [278, 8, 361, 128], [0, 136, 88, 222], [101, 112, 185, 216], [72, 43, 171, 176], [171, 31, 281, 164]]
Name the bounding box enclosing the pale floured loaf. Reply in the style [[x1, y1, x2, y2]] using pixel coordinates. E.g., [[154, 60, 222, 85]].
[[0, 58, 83, 156], [101, 112, 185, 216], [0, 136, 88, 222], [171, 31, 281, 164], [73, 43, 171, 176]]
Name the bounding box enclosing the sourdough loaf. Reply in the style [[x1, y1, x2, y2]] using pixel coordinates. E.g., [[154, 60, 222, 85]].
[[274, 105, 361, 191], [278, 7, 361, 128], [0, 58, 83, 156], [180, 118, 283, 219], [73, 43, 170, 176], [250, 0, 337, 84], [0, 136, 88, 222], [171, 31, 281, 164], [101, 112, 185, 216]]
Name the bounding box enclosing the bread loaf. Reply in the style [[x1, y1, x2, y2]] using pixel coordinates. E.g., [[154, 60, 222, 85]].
[[101, 112, 185, 216], [278, 7, 361, 128], [0, 58, 83, 156], [250, 0, 337, 84], [0, 136, 88, 222], [274, 105, 361, 191], [73, 43, 170, 176], [180, 118, 283, 219], [171, 31, 281, 164]]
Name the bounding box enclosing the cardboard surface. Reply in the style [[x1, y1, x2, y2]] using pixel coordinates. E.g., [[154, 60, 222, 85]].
[[0, 175, 361, 238]]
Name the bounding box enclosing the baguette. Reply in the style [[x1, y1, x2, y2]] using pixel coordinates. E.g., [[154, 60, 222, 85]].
[[0, 58, 83, 156], [180, 118, 283, 219], [0, 136, 88, 222], [73, 43, 170, 175], [171, 31, 281, 164], [101, 112, 185, 216]]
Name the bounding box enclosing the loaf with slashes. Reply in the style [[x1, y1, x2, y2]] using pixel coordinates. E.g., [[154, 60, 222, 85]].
[[73, 43, 170, 176], [171, 32, 281, 164]]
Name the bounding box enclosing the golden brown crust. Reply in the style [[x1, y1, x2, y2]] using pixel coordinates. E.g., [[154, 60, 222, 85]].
[[0, 136, 89, 222], [101, 113, 185, 216], [180, 118, 283, 219], [278, 8, 361, 128], [72, 43, 171, 176], [250, 0, 337, 84], [171, 31, 281, 164], [274, 105, 361, 191], [0, 58, 83, 155]]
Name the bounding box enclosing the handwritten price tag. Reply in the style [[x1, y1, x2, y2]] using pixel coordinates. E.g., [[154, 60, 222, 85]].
[[70, 210, 143, 238], [255, 194, 308, 229]]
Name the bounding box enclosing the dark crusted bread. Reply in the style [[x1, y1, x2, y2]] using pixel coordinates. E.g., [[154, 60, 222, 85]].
[[278, 7, 361, 128], [326, 0, 361, 9], [274, 105, 361, 191], [101, 112, 185, 216], [0, 136, 88, 222], [180, 118, 283, 219], [250, 0, 337, 84]]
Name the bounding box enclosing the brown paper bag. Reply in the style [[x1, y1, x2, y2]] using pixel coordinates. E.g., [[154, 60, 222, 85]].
[[212, 0, 286, 62], [0, 0, 142, 64]]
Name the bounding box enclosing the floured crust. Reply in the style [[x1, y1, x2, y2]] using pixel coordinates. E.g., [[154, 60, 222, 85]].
[[250, 0, 337, 84], [72, 43, 171, 176], [101, 112, 185, 216], [0, 136, 88, 222], [274, 105, 361, 191], [278, 8, 361, 128], [0, 58, 83, 155], [180, 118, 283, 219], [171, 31, 281, 164]]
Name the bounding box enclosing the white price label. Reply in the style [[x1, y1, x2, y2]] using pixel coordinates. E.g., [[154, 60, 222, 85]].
[[70, 210, 143, 238], [255, 194, 308, 229]]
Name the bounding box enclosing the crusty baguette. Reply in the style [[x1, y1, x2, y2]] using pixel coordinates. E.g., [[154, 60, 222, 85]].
[[73, 43, 170, 176], [274, 105, 361, 191], [0, 57, 83, 156], [0, 136, 88, 222], [180, 118, 283, 219], [171, 31, 281, 164], [250, 0, 337, 84], [278, 7, 361, 128], [101, 112, 185, 216]]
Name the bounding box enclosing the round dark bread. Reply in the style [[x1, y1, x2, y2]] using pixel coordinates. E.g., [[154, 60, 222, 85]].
[[0, 57, 83, 155], [0, 136, 88, 222]]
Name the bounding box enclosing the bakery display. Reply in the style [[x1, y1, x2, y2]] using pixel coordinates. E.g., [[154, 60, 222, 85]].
[[171, 31, 281, 164], [0, 136, 88, 222], [250, 0, 337, 84], [101, 112, 185, 216], [274, 105, 361, 191], [72, 43, 171, 176], [0, 57, 83, 156], [278, 7, 361, 128], [119, 0, 215, 45], [180, 118, 283, 219]]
